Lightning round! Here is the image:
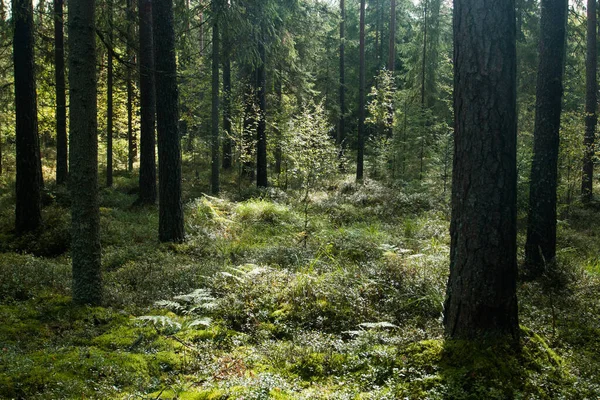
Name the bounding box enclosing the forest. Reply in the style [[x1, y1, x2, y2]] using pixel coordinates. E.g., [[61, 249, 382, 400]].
[[1, 0, 600, 398]]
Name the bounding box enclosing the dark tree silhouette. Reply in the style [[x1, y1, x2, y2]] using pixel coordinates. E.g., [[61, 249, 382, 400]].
[[137, 0, 157, 205], [13, 0, 42, 234], [54, 0, 67, 185], [211, 0, 220, 195], [106, 0, 114, 188], [356, 0, 365, 181], [153, 0, 185, 242], [444, 0, 519, 344], [68, 0, 102, 305], [582, 0, 597, 202], [525, 0, 568, 277]]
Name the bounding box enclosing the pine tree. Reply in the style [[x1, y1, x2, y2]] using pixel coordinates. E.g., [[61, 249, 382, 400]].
[[13, 0, 42, 234], [137, 0, 157, 205], [54, 0, 67, 185], [582, 0, 597, 202], [153, 0, 185, 242], [444, 0, 519, 344], [69, 0, 102, 305], [525, 0, 568, 277]]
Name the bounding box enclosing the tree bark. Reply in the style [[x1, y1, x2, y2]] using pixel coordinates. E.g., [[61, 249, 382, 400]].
[[68, 0, 102, 305], [13, 0, 42, 234], [444, 0, 519, 344], [54, 0, 67, 185], [356, 0, 366, 181], [582, 0, 597, 202], [525, 0, 568, 277], [211, 0, 220, 195], [106, 0, 113, 187], [256, 40, 268, 188], [153, 0, 185, 242], [338, 0, 346, 150], [127, 0, 136, 172], [137, 0, 157, 204]]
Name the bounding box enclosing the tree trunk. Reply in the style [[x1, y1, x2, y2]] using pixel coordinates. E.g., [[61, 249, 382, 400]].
[[582, 0, 597, 202], [444, 0, 519, 344], [137, 0, 157, 204], [106, 0, 113, 187], [338, 0, 346, 150], [222, 54, 233, 170], [13, 0, 42, 234], [127, 0, 136, 172], [68, 0, 102, 305], [256, 40, 268, 188], [153, 0, 185, 242], [525, 0, 567, 277], [421, 0, 427, 107], [356, 0, 366, 181], [54, 0, 67, 185], [211, 0, 220, 195]]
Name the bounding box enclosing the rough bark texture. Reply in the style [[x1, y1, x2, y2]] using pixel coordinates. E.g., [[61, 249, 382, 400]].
[[444, 0, 519, 343], [525, 0, 567, 276], [338, 0, 346, 149], [68, 0, 102, 305], [13, 0, 42, 234], [222, 51, 232, 170], [211, 0, 220, 195], [54, 0, 67, 185], [106, 1, 114, 187], [137, 0, 157, 204], [256, 40, 268, 188], [153, 0, 185, 242], [582, 0, 597, 202], [356, 0, 365, 181]]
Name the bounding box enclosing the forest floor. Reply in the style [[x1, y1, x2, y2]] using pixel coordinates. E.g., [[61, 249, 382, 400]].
[[1, 166, 600, 399]]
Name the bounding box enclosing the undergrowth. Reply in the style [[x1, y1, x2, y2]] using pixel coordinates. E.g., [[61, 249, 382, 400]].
[[0, 174, 599, 398]]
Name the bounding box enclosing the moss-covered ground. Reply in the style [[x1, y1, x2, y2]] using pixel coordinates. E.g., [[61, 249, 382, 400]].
[[1, 169, 600, 399]]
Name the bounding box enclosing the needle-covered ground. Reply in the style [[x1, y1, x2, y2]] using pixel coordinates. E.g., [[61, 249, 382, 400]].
[[1, 171, 600, 399]]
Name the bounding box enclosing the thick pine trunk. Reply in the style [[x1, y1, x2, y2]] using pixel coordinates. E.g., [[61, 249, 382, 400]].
[[582, 0, 597, 202], [444, 0, 519, 343], [106, 1, 113, 187], [137, 0, 157, 204], [211, 0, 220, 195], [13, 0, 42, 234], [338, 0, 346, 149], [54, 0, 67, 185], [256, 40, 268, 188], [525, 0, 567, 276], [356, 0, 365, 181], [153, 0, 185, 242], [68, 0, 102, 305]]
